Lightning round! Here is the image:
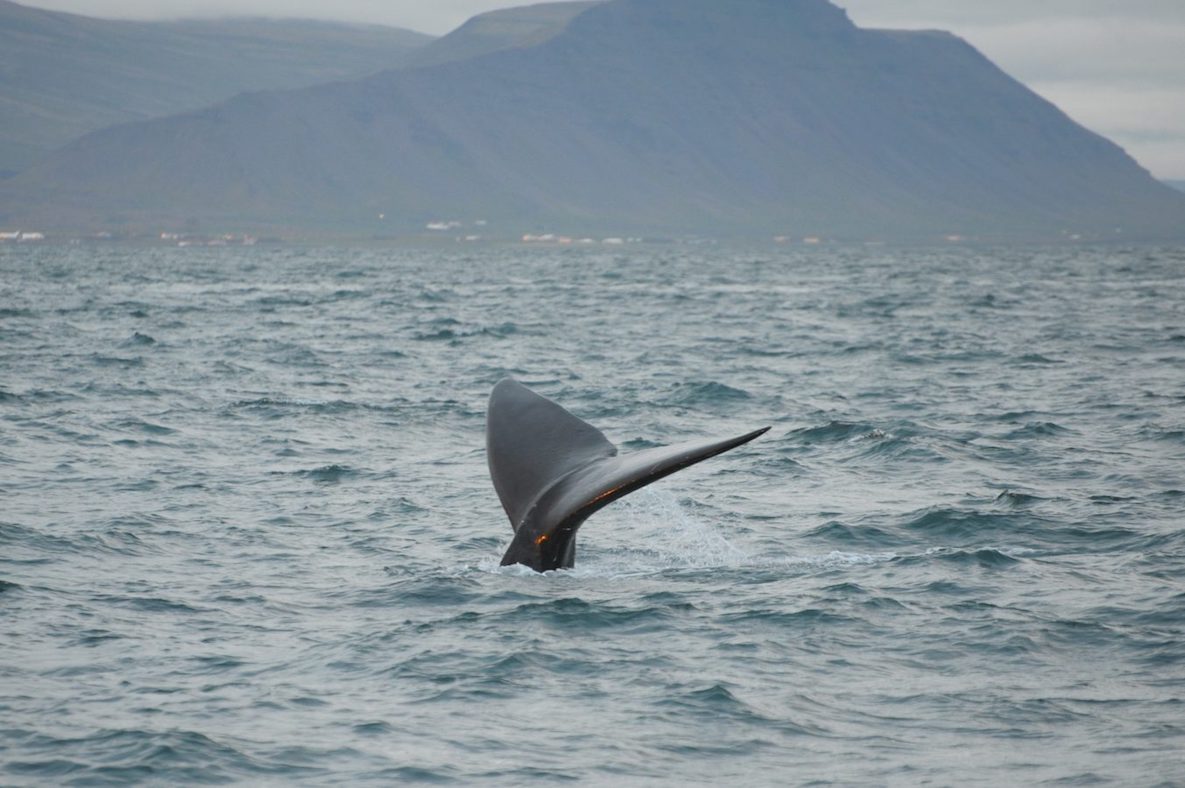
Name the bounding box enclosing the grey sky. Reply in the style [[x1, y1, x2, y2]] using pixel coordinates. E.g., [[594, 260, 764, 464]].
[[22, 0, 1185, 178]]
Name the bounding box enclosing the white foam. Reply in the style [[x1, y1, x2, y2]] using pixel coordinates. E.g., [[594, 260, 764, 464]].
[[922, 544, 1039, 559], [471, 489, 899, 578]]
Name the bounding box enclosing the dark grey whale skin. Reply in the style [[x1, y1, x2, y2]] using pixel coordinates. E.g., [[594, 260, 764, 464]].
[[487, 378, 768, 572]]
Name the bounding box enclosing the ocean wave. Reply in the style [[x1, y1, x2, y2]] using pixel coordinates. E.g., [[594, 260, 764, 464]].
[[121, 331, 156, 347], [803, 520, 905, 547], [1004, 421, 1073, 439], [788, 420, 880, 444], [287, 464, 359, 484], [901, 506, 1034, 542], [5, 244, 1184, 786], [413, 320, 518, 342], [224, 397, 404, 417], [994, 490, 1048, 507], [111, 417, 176, 435], [90, 354, 143, 368], [913, 546, 1025, 568], [2, 728, 305, 784], [667, 381, 753, 405]]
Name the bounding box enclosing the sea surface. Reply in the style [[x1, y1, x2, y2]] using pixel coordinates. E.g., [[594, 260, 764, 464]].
[[1, 243, 1183, 785]]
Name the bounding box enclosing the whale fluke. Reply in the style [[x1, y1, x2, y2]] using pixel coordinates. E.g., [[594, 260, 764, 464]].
[[487, 378, 768, 571]]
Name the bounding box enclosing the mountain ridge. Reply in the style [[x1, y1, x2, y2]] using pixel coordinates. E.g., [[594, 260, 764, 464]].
[[0, 0, 432, 175], [409, 1, 600, 68], [3, 0, 1182, 240]]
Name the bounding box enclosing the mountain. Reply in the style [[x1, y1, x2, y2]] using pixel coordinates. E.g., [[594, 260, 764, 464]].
[[0, 0, 431, 176], [410, 1, 600, 68], [3, 0, 1184, 241], [1166, 180, 1185, 194]]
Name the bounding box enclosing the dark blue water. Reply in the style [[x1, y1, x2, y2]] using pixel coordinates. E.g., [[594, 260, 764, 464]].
[[2, 243, 1183, 785]]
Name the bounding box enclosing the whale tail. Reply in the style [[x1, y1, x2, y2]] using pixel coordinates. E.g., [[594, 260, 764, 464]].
[[487, 378, 768, 571]]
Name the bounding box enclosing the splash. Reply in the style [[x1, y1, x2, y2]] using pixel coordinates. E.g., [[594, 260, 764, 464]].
[[475, 489, 899, 577]]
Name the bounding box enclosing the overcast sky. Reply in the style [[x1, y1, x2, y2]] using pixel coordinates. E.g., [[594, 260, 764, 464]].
[[22, 0, 1185, 178]]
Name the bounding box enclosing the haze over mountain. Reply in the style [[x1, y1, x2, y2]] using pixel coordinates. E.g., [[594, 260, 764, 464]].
[[0, 0, 431, 176], [3, 0, 1183, 240]]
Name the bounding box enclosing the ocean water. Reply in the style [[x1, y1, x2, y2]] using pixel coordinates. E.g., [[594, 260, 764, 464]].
[[1, 242, 1183, 785]]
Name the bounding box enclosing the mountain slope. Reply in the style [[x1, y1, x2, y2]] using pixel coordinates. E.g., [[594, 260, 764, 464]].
[[3, 0, 1183, 240], [410, 1, 600, 68], [0, 0, 431, 175]]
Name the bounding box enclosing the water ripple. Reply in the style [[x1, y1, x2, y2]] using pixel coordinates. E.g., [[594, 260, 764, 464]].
[[1, 243, 1182, 785]]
